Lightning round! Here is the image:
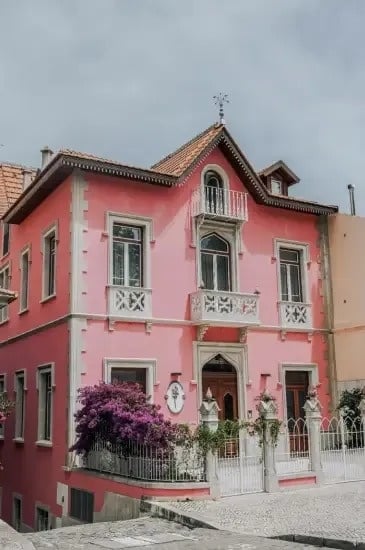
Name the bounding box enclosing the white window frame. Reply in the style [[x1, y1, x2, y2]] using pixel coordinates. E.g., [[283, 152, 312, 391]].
[[0, 374, 6, 438], [279, 363, 318, 425], [0, 263, 10, 323], [36, 364, 55, 445], [107, 213, 153, 289], [19, 247, 30, 313], [274, 239, 310, 304], [14, 370, 26, 441], [271, 178, 282, 195], [12, 493, 22, 532], [2, 222, 10, 258], [201, 164, 229, 193], [197, 222, 239, 292], [41, 224, 58, 302], [103, 358, 156, 401]]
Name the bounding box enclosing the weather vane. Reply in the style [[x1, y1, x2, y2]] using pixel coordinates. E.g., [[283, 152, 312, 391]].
[[213, 93, 229, 125]]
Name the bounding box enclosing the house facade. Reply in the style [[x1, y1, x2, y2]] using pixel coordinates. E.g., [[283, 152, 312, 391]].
[[0, 125, 337, 529]]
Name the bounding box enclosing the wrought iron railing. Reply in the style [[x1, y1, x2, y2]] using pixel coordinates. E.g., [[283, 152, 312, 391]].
[[191, 187, 248, 221], [83, 438, 206, 483]]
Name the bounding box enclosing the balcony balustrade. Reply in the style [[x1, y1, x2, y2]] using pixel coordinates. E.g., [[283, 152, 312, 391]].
[[108, 286, 152, 319], [190, 290, 259, 326], [191, 187, 248, 222], [279, 301, 312, 330]]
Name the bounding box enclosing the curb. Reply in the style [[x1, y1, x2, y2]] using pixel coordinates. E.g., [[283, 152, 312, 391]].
[[140, 500, 221, 531], [272, 534, 365, 549]]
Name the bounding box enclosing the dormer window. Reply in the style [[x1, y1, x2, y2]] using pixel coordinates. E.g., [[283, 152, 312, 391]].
[[271, 178, 282, 195]]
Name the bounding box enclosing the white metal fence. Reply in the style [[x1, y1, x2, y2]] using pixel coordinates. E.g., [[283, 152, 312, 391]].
[[217, 431, 264, 496], [275, 418, 311, 476], [320, 415, 365, 484]]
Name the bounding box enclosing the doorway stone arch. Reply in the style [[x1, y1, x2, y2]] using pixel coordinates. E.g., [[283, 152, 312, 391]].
[[193, 342, 248, 420]]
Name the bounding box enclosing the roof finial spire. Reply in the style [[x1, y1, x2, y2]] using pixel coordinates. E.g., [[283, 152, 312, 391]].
[[213, 93, 229, 125]]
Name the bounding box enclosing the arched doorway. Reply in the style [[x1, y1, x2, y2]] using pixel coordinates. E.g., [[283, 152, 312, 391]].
[[202, 354, 238, 421]]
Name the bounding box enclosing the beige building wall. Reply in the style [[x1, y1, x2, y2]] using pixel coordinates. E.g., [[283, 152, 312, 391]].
[[328, 213, 365, 394]]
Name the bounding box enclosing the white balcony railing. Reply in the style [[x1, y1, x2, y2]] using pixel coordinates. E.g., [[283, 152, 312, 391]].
[[190, 290, 259, 326], [279, 301, 312, 330], [191, 187, 248, 222], [108, 286, 152, 319]]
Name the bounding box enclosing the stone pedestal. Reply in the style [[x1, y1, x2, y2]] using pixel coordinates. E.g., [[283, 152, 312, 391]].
[[257, 391, 279, 493], [303, 389, 323, 484], [199, 388, 221, 498]]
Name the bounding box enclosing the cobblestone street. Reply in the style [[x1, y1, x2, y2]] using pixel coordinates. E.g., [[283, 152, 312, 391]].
[[26, 517, 333, 550], [166, 481, 365, 544]]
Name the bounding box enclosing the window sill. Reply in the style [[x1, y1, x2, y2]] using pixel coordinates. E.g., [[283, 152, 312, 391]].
[[19, 308, 29, 316], [13, 437, 24, 444], [40, 294, 56, 305], [0, 318, 9, 326], [36, 440, 53, 447], [0, 252, 10, 263]]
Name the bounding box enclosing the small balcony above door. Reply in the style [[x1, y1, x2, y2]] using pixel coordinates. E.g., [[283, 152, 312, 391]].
[[279, 301, 312, 330], [191, 186, 248, 223], [108, 286, 152, 320], [190, 290, 260, 327]]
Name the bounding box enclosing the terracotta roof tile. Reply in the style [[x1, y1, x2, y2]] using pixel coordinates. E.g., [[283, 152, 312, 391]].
[[0, 163, 37, 216], [151, 124, 224, 176]]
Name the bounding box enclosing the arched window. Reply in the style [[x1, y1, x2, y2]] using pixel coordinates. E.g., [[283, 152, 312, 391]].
[[200, 233, 230, 291], [204, 171, 224, 214]]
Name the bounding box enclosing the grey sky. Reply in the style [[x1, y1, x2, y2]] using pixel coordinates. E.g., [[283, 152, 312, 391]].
[[1, 0, 364, 213]]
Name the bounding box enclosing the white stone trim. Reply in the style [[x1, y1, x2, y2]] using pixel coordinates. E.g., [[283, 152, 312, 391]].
[[103, 358, 157, 401], [196, 221, 241, 292], [14, 370, 26, 440], [36, 363, 55, 443], [273, 238, 310, 304], [0, 263, 10, 324], [106, 212, 153, 288], [201, 164, 230, 191], [41, 222, 58, 301], [70, 172, 88, 314], [68, 317, 87, 454], [193, 341, 248, 420], [279, 362, 319, 424]]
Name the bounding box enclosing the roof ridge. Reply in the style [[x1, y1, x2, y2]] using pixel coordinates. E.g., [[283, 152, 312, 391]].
[[0, 161, 38, 171], [151, 123, 221, 169]]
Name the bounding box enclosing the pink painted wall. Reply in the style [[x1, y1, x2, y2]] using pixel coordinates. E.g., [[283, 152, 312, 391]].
[[0, 323, 69, 528], [82, 146, 328, 420], [0, 177, 72, 340]]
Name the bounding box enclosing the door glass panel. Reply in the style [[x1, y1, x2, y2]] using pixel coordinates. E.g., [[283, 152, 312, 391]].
[[286, 389, 295, 423], [128, 243, 141, 287], [224, 393, 234, 421], [289, 264, 302, 302], [201, 253, 214, 289], [280, 263, 288, 301], [112, 241, 125, 285], [201, 234, 228, 253]]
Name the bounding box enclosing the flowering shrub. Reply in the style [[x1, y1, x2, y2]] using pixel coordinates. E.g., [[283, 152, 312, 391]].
[[0, 392, 14, 422], [70, 382, 178, 455]]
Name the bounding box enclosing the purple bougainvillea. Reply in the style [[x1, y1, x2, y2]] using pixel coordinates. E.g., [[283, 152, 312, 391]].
[[70, 382, 178, 455]]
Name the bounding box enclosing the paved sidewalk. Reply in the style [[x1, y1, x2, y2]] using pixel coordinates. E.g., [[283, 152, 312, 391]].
[[164, 481, 365, 544], [26, 517, 329, 549]]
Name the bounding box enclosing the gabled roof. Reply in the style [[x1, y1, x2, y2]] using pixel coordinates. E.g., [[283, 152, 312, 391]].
[[3, 124, 338, 223], [151, 124, 223, 176], [0, 163, 37, 216], [258, 160, 300, 185]]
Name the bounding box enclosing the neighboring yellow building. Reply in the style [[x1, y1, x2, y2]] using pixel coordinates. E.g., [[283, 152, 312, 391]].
[[328, 213, 365, 397]]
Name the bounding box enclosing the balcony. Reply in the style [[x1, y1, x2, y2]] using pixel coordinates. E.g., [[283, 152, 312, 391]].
[[108, 286, 152, 320], [190, 290, 259, 326], [279, 301, 312, 330], [191, 187, 248, 222]]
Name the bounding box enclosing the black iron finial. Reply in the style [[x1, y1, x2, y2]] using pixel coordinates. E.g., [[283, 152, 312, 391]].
[[213, 93, 229, 125]]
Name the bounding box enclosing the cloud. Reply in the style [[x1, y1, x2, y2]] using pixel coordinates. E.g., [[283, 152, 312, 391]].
[[0, 0, 364, 212]]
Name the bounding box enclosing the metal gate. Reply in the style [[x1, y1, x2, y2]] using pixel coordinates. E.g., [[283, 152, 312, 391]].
[[217, 432, 264, 496], [320, 415, 365, 484]]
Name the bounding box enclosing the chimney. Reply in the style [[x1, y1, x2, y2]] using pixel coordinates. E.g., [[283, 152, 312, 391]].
[[40, 146, 53, 168], [347, 184, 356, 216], [22, 168, 33, 190]]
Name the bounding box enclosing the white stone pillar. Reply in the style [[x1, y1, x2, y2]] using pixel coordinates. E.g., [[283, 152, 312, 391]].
[[257, 391, 279, 493], [303, 388, 323, 484], [199, 388, 221, 498]]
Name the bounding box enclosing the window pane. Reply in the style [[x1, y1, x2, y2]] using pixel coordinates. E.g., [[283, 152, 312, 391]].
[[113, 224, 141, 241], [280, 263, 289, 301], [2, 224, 9, 256], [279, 248, 300, 264], [112, 241, 125, 285], [289, 264, 303, 302], [111, 368, 146, 393], [201, 234, 228, 253], [44, 372, 52, 441], [201, 253, 214, 289], [128, 243, 141, 287], [216, 255, 230, 291], [21, 253, 29, 310]]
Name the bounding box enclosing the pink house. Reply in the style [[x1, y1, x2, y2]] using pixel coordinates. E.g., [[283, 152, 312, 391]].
[[0, 124, 337, 529]]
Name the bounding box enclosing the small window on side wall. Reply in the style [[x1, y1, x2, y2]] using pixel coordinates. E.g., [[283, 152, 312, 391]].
[[2, 223, 9, 257], [271, 178, 282, 195], [20, 249, 30, 312], [37, 367, 53, 442], [42, 229, 56, 299]]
